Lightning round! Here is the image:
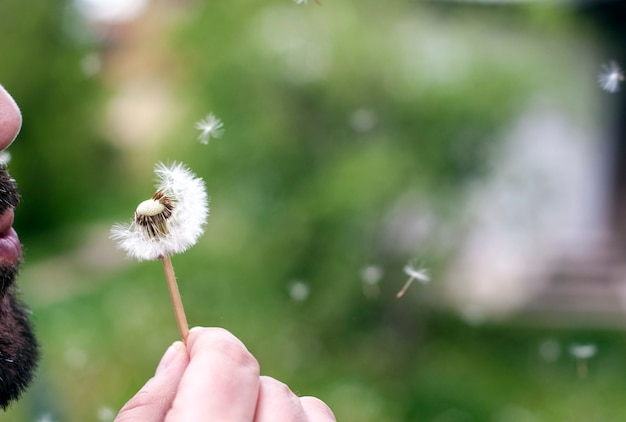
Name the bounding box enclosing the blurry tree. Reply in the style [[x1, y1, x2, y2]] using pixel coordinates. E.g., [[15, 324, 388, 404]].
[[166, 0, 557, 322], [0, 0, 118, 245]]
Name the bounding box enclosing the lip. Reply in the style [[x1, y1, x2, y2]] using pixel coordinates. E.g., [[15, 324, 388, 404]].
[[0, 208, 20, 264]]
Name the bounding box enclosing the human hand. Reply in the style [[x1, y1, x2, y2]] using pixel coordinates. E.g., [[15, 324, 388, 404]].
[[115, 327, 336, 421]]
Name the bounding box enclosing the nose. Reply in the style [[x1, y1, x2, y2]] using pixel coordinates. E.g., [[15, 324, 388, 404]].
[[0, 86, 22, 152]]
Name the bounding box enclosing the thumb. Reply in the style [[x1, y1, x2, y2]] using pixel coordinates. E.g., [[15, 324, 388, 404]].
[[115, 341, 188, 422]]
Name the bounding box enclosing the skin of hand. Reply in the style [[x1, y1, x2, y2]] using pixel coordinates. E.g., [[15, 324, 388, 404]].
[[115, 327, 336, 422]]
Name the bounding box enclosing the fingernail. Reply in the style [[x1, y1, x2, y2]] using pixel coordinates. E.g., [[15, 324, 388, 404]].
[[156, 341, 183, 376]]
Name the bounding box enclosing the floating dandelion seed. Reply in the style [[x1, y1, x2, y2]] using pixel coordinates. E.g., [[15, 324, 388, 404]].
[[0, 151, 11, 166], [111, 162, 209, 342], [598, 61, 624, 93], [396, 262, 430, 298], [569, 343, 597, 379], [36, 413, 55, 422], [97, 406, 116, 422], [538, 338, 561, 363], [288, 280, 310, 302], [361, 265, 383, 286], [195, 113, 224, 144], [361, 265, 383, 298], [293, 0, 322, 5]]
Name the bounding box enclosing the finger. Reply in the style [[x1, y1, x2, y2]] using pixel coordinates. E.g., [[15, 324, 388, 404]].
[[254, 376, 307, 422], [166, 327, 261, 422], [115, 341, 188, 422], [300, 396, 336, 422], [0, 86, 22, 151]]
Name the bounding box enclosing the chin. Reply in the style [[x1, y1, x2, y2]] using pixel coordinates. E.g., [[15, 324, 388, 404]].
[[0, 262, 38, 410], [0, 166, 39, 409]]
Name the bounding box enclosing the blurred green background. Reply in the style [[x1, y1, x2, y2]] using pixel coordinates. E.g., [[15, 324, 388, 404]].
[[0, 0, 624, 420]]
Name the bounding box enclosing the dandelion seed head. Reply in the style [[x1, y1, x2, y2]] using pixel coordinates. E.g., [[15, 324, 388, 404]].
[[195, 113, 224, 144], [598, 61, 624, 93], [134, 191, 175, 238], [136, 198, 167, 217], [111, 162, 209, 261]]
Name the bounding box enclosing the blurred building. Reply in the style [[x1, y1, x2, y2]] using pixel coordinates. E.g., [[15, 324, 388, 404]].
[[445, 0, 626, 328]]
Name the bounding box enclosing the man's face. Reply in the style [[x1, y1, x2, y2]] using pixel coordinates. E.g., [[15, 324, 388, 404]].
[[0, 85, 39, 409]]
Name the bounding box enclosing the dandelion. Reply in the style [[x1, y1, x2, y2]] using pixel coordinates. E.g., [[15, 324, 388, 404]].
[[111, 162, 209, 342], [569, 343, 597, 379], [598, 61, 624, 93], [195, 113, 224, 144], [396, 262, 430, 298]]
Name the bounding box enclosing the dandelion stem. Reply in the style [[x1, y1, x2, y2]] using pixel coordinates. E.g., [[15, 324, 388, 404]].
[[576, 359, 588, 379], [396, 277, 415, 298], [161, 254, 189, 343]]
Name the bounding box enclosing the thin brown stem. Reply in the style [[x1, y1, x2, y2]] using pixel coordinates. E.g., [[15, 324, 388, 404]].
[[576, 359, 588, 379], [161, 254, 189, 343], [396, 277, 415, 298]]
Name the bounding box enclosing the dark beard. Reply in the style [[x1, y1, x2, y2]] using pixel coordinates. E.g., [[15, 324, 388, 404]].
[[0, 264, 38, 410], [0, 167, 20, 217], [0, 167, 38, 410]]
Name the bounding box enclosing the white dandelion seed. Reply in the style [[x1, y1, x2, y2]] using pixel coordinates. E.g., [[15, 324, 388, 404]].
[[0, 151, 11, 166], [293, 0, 321, 5], [110, 162, 209, 343], [569, 343, 597, 360], [396, 262, 430, 298], [288, 280, 310, 302], [361, 265, 383, 299], [36, 413, 56, 422], [538, 339, 561, 363], [361, 265, 383, 286], [195, 113, 224, 144], [569, 343, 597, 379], [598, 61, 624, 93], [96, 406, 116, 422]]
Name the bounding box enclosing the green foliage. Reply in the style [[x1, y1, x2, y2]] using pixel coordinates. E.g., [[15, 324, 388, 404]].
[[0, 0, 120, 241]]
